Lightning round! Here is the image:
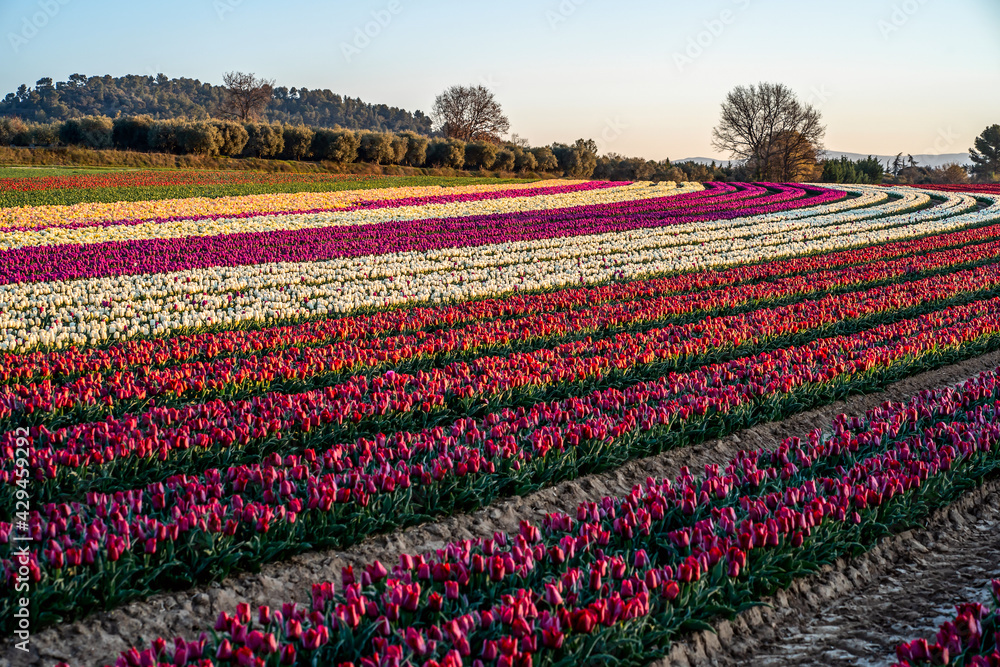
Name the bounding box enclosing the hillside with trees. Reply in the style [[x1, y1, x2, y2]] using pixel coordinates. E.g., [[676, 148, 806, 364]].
[[0, 73, 432, 133]]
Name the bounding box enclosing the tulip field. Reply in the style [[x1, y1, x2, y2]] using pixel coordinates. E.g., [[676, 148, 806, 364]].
[[3, 174, 1000, 667]]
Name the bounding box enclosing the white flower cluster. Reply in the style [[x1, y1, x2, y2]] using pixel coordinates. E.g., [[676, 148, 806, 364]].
[[1, 186, 994, 352]]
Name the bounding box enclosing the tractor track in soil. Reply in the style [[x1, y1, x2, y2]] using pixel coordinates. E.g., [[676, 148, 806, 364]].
[[9, 350, 1000, 667]]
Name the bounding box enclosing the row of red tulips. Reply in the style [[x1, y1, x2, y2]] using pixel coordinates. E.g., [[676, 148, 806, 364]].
[[66, 353, 1000, 667], [7, 291, 1000, 629], [8, 225, 1000, 433], [8, 255, 1000, 507]]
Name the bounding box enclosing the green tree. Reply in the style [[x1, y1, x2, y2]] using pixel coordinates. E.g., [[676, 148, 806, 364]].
[[279, 125, 314, 160], [492, 148, 516, 172], [242, 122, 284, 158], [970, 124, 1000, 181], [426, 138, 465, 168], [551, 139, 598, 177], [464, 141, 499, 170], [358, 132, 394, 165], [530, 146, 559, 172], [310, 129, 359, 163]]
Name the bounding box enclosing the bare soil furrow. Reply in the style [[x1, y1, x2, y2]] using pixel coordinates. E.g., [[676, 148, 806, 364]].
[[655, 479, 1000, 667]]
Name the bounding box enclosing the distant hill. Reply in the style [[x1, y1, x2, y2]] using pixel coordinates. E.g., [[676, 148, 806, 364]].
[[677, 157, 731, 166], [0, 74, 433, 134], [679, 153, 972, 169]]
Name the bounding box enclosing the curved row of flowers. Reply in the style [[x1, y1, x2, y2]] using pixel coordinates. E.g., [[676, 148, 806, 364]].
[[6, 286, 1000, 628], [5, 232, 1000, 433], [0, 181, 716, 249], [9, 208, 1000, 392], [9, 254, 1000, 499], [0, 179, 598, 231], [2, 183, 834, 286], [0, 185, 932, 351], [44, 347, 1000, 666]]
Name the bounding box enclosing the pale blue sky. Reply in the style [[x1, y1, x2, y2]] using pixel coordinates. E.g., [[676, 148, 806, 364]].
[[2, 0, 999, 160]]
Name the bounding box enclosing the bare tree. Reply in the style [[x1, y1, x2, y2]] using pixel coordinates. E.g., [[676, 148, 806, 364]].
[[711, 82, 825, 181], [220, 71, 275, 122], [432, 85, 510, 143]]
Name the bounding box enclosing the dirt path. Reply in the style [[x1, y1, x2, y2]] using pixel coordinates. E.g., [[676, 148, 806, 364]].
[[10, 350, 1000, 667], [657, 479, 1000, 667]]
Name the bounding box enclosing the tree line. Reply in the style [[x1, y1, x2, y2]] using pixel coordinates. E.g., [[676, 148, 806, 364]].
[[0, 73, 432, 133], [0, 114, 608, 175]]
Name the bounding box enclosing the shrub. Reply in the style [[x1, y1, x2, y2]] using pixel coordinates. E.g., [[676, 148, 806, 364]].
[[112, 115, 154, 151], [211, 120, 249, 156], [177, 121, 223, 156], [389, 134, 409, 165], [400, 132, 428, 166], [0, 117, 27, 146], [514, 147, 537, 172], [29, 122, 60, 146], [242, 122, 284, 158], [358, 132, 394, 165], [426, 138, 466, 168], [279, 125, 314, 160], [530, 146, 559, 172], [492, 147, 516, 172], [311, 129, 359, 163], [148, 120, 184, 154], [464, 141, 499, 170]]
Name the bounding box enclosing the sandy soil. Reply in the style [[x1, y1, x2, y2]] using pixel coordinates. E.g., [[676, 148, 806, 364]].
[[8, 350, 1000, 667]]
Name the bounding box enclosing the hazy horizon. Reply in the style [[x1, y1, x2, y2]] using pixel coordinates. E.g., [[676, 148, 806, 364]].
[[3, 0, 998, 161]]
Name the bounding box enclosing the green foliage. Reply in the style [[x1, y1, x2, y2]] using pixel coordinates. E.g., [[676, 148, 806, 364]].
[[357, 131, 394, 165], [310, 128, 359, 163], [242, 122, 284, 158], [147, 119, 184, 154], [58, 115, 113, 149], [492, 147, 516, 172], [551, 138, 598, 177], [0, 73, 433, 133], [278, 125, 314, 161], [512, 146, 537, 172], [212, 120, 250, 157], [177, 122, 223, 156], [399, 131, 428, 167], [426, 138, 466, 169], [464, 141, 499, 170], [529, 146, 558, 172], [111, 115, 154, 151], [820, 155, 884, 184], [970, 124, 1000, 182]]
